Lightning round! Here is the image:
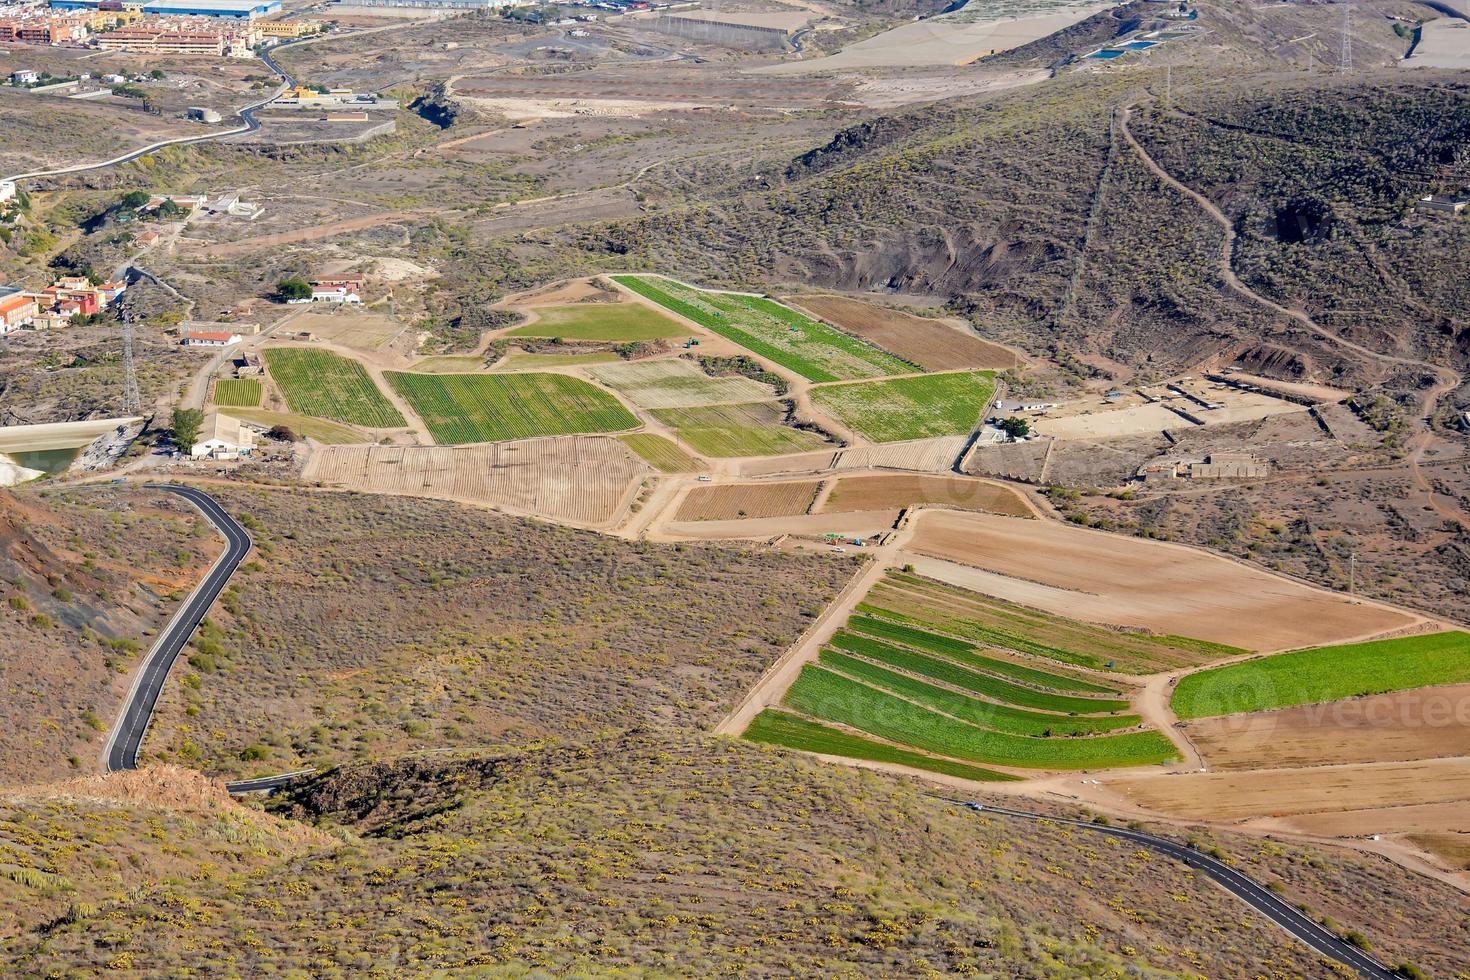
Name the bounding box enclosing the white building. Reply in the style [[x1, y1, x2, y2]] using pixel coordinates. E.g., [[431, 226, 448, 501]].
[[182, 330, 243, 347], [0, 180, 16, 204], [191, 412, 256, 459], [310, 285, 361, 303]]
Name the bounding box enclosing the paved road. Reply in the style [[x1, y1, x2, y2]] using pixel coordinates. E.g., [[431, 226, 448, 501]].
[[102, 485, 252, 772], [225, 768, 316, 794], [2, 38, 303, 185], [937, 797, 1398, 980]]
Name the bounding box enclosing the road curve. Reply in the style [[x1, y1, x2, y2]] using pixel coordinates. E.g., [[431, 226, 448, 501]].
[[936, 797, 1398, 980], [2, 38, 302, 185], [225, 768, 317, 794], [102, 484, 252, 773]]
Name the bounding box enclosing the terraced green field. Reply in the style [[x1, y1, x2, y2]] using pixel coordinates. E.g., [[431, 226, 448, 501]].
[[783, 666, 1177, 770], [261, 349, 406, 428], [618, 433, 701, 472], [1172, 631, 1470, 719], [385, 372, 639, 444], [836, 621, 1120, 695], [212, 379, 261, 408], [508, 303, 686, 341], [819, 649, 1138, 736], [829, 632, 1129, 714], [612, 275, 912, 382], [650, 402, 831, 457], [861, 571, 1236, 672], [811, 371, 996, 442], [743, 710, 1020, 783]]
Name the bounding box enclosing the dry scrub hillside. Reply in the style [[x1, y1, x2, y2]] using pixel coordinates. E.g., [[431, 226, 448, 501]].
[[550, 44, 1470, 392], [144, 488, 852, 778], [0, 488, 223, 785], [7, 733, 1465, 976], [0, 766, 322, 939]]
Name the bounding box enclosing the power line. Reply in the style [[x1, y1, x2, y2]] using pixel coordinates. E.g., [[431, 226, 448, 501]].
[[122, 309, 140, 415]]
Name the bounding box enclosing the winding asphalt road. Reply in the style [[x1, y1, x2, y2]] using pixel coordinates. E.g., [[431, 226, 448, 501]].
[[937, 797, 1399, 980], [102, 484, 252, 773], [2, 38, 302, 185]]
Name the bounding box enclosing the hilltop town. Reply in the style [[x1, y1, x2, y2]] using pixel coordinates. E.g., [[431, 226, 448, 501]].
[[1, 0, 1469, 974]]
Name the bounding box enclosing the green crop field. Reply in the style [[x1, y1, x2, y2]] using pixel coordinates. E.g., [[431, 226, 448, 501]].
[[837, 621, 1120, 695], [612, 275, 912, 382], [619, 433, 701, 472], [828, 632, 1130, 714], [261, 349, 406, 428], [508, 303, 687, 341], [811, 371, 995, 442], [650, 402, 830, 457], [213, 379, 262, 408], [860, 571, 1236, 672], [743, 709, 1020, 783], [784, 666, 1178, 770], [385, 372, 639, 444], [819, 649, 1138, 736], [1172, 630, 1470, 719]]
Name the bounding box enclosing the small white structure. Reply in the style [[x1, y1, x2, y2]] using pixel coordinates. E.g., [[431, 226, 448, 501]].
[[0, 180, 16, 204], [191, 412, 256, 459], [183, 330, 243, 347], [310, 285, 361, 303]]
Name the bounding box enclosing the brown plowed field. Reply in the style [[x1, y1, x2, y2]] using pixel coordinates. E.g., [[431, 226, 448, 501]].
[[1102, 758, 1470, 822], [833, 436, 968, 472], [1188, 683, 1470, 770], [787, 295, 1021, 370], [903, 511, 1417, 651], [301, 437, 650, 526], [674, 480, 821, 522], [822, 474, 1033, 517]]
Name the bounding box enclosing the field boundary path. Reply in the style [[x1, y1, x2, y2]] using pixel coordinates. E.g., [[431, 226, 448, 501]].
[[101, 485, 252, 772], [937, 797, 1398, 980]]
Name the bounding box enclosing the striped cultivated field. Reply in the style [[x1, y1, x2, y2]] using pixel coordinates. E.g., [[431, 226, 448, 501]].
[[651, 402, 830, 457], [212, 379, 262, 408], [302, 437, 651, 526], [262, 348, 406, 428], [612, 275, 912, 382], [385, 371, 639, 443], [831, 436, 969, 472], [674, 480, 821, 521]]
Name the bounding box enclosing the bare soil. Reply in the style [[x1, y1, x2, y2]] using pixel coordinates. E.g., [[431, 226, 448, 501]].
[[785, 295, 1022, 371], [820, 473, 1034, 516], [1187, 683, 1470, 770], [674, 480, 822, 521], [903, 510, 1420, 650]]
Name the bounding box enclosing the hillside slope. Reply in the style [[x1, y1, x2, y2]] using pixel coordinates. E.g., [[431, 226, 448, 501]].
[[539, 10, 1469, 395], [0, 487, 223, 785], [5, 733, 1465, 975]]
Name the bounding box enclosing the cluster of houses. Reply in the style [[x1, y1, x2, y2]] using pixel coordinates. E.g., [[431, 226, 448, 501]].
[[0, 2, 317, 58], [0, 275, 126, 335]]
